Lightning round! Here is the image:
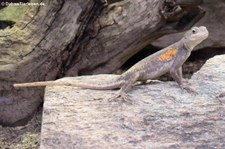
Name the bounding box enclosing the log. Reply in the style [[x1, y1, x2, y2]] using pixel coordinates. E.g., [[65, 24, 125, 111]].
[[40, 55, 225, 148], [0, 0, 99, 125], [0, 0, 204, 125]]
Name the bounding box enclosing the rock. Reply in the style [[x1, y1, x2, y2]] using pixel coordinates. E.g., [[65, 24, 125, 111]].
[[40, 55, 225, 148], [152, 0, 225, 49]]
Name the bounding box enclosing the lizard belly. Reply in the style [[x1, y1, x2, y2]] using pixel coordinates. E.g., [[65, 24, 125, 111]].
[[138, 61, 173, 81]]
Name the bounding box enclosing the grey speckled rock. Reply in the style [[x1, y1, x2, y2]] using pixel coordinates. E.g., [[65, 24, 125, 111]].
[[40, 55, 225, 149]]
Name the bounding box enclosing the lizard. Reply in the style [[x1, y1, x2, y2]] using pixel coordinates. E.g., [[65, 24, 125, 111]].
[[14, 26, 209, 100]]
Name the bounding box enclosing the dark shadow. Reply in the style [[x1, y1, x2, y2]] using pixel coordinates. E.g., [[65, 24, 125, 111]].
[[108, 0, 123, 4], [0, 20, 15, 29]]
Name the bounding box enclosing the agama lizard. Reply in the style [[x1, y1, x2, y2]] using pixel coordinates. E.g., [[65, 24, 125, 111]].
[[14, 26, 209, 100]]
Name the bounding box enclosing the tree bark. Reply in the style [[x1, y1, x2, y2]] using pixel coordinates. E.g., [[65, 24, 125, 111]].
[[0, 0, 204, 125]]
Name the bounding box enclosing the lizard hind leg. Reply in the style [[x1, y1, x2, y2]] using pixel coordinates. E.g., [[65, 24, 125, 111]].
[[109, 73, 140, 102]]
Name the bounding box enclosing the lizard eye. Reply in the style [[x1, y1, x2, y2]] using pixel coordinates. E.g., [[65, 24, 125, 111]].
[[192, 28, 197, 34]]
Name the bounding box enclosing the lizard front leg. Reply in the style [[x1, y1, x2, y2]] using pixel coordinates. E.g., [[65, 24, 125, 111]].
[[169, 47, 196, 93], [177, 67, 183, 80], [172, 66, 187, 84], [170, 67, 196, 93], [110, 73, 140, 102], [170, 67, 183, 86]]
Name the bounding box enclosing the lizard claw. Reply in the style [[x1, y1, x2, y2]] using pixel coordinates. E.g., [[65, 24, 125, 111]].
[[180, 83, 198, 95], [120, 92, 132, 102], [109, 91, 132, 103]]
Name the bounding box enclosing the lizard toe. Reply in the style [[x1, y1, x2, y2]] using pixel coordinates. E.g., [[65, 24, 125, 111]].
[[108, 91, 132, 103], [180, 84, 198, 95]]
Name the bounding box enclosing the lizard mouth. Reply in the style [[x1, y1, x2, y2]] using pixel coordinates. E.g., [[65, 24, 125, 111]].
[[197, 26, 209, 40], [199, 26, 209, 39]]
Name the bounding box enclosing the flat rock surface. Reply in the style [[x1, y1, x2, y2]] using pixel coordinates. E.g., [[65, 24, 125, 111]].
[[40, 55, 225, 149]]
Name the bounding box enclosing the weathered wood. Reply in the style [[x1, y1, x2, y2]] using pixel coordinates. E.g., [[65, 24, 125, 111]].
[[40, 55, 225, 148], [0, 0, 97, 125], [65, 0, 205, 75], [0, 0, 204, 125]]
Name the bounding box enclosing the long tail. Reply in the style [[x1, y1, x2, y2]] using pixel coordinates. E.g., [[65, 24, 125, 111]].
[[13, 79, 125, 90], [13, 81, 68, 88]]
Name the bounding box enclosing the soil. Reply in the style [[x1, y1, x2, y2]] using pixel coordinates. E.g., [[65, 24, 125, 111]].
[[0, 107, 42, 149], [0, 58, 209, 149]]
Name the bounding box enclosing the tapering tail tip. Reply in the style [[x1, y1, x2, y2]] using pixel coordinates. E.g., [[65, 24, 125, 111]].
[[13, 83, 40, 88], [13, 81, 63, 88], [13, 83, 22, 88], [13, 82, 51, 88]]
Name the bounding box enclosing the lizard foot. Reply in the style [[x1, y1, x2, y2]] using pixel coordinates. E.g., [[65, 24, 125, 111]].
[[216, 92, 225, 105], [109, 91, 132, 103], [180, 84, 198, 95]]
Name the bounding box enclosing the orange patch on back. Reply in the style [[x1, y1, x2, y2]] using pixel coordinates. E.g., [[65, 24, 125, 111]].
[[159, 49, 177, 61]]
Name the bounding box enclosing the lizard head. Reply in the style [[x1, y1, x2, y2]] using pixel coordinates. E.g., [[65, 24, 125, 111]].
[[183, 26, 209, 50]]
